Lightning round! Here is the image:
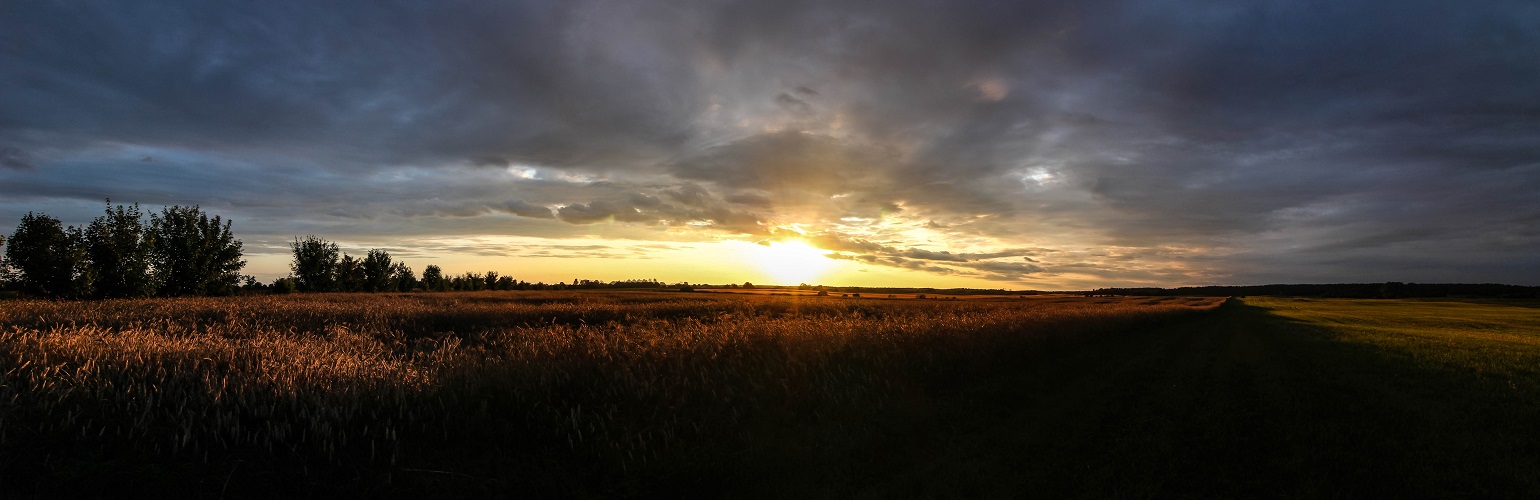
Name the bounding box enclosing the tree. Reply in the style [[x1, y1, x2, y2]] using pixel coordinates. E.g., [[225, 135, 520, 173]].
[[390, 262, 417, 292], [421, 264, 444, 292], [453, 272, 484, 291], [5, 212, 91, 297], [239, 275, 265, 294], [83, 201, 156, 298], [291, 236, 340, 292], [150, 205, 245, 296], [484, 271, 499, 291], [337, 254, 365, 292], [361, 249, 396, 292]]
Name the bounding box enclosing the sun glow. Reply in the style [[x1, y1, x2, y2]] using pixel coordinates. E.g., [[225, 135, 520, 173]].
[[746, 240, 835, 285]]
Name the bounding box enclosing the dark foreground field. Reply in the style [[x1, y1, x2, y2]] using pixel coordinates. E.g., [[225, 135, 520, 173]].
[[2, 292, 1538, 498]]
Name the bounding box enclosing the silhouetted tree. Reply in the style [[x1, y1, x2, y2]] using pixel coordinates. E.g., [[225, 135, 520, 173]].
[[337, 254, 365, 292], [290, 236, 340, 292], [484, 271, 499, 291], [239, 275, 265, 294], [390, 262, 417, 292], [361, 249, 396, 292], [495, 275, 515, 290], [150, 205, 244, 296], [456, 272, 484, 291], [421, 265, 445, 292], [83, 201, 156, 298], [5, 212, 91, 297]]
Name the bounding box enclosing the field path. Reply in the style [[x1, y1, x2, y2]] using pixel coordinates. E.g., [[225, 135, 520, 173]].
[[847, 299, 1540, 499]]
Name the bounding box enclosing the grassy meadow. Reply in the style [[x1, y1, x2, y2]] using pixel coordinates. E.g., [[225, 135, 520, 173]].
[[3, 292, 1539, 497]]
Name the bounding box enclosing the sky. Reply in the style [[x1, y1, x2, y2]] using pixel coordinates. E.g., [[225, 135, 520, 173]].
[[2, 1, 1537, 289]]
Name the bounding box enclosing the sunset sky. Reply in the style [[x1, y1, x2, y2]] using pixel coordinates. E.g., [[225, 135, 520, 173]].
[[2, 1, 1537, 289]]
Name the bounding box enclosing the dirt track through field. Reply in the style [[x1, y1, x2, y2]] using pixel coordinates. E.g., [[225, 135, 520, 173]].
[[840, 300, 1540, 499]]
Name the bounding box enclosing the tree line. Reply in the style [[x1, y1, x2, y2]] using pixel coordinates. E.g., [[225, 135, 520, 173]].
[[0, 201, 682, 299], [0, 201, 244, 298], [280, 236, 669, 293]]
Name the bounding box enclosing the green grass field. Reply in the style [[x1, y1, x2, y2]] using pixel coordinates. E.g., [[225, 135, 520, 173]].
[[3, 293, 1538, 497], [862, 297, 1540, 498]]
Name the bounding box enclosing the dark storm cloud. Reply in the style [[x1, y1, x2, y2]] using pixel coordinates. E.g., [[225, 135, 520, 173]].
[[671, 131, 893, 196], [556, 198, 656, 225], [0, 0, 698, 170], [663, 184, 713, 208], [2, 0, 1537, 285], [962, 260, 1046, 279]]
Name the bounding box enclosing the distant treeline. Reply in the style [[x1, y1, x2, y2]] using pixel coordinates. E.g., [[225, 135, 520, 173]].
[[0, 201, 672, 299], [251, 236, 672, 294], [1091, 283, 1540, 299]]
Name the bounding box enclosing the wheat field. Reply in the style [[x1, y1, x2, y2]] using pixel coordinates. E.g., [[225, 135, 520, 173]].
[[0, 291, 1222, 496]]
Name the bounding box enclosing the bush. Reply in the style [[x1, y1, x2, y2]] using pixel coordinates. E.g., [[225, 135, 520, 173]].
[[270, 277, 298, 294]]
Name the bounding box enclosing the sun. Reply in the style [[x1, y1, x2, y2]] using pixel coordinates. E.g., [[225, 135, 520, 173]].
[[747, 240, 835, 285]]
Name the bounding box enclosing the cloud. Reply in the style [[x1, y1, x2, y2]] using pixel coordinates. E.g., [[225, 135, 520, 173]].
[[1, 0, 1537, 286], [963, 260, 1044, 278], [670, 131, 893, 197], [774, 92, 814, 116], [725, 191, 773, 208], [0, 147, 34, 170], [557, 199, 654, 225], [550, 190, 766, 234], [494, 200, 556, 219], [804, 232, 1045, 279]]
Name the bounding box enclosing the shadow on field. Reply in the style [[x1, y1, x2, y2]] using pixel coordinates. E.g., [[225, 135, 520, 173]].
[[381, 300, 1540, 498], [843, 300, 1540, 499]]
